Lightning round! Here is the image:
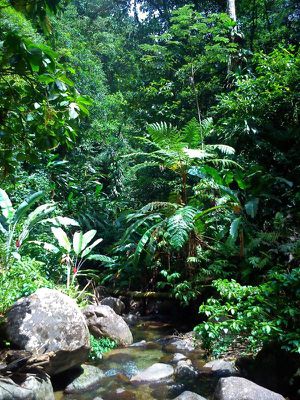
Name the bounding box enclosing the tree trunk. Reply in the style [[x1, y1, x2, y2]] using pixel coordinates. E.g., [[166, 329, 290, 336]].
[[227, 0, 237, 23], [132, 0, 140, 25], [227, 0, 237, 75]]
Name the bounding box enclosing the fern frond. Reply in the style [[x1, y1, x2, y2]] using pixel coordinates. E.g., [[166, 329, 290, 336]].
[[209, 158, 242, 168], [131, 162, 164, 173], [183, 148, 214, 159], [181, 118, 201, 148], [140, 202, 179, 214], [207, 144, 235, 155], [133, 136, 161, 148], [199, 117, 214, 137], [166, 206, 197, 250], [147, 122, 184, 150], [123, 213, 162, 241], [122, 151, 163, 160]]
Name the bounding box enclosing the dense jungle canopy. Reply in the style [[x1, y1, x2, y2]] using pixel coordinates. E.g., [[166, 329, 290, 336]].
[[0, 0, 299, 358]]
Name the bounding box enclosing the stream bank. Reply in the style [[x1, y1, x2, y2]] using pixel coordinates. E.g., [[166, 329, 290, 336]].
[[1, 290, 296, 400], [53, 318, 217, 400]]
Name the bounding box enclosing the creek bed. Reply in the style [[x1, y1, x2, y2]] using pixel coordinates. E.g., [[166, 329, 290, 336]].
[[54, 319, 217, 400]]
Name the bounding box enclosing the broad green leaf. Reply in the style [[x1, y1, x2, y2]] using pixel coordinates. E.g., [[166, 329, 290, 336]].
[[73, 231, 83, 256], [275, 177, 293, 187], [81, 230, 97, 251], [245, 198, 259, 218], [51, 227, 71, 252], [44, 216, 79, 227], [230, 217, 241, 240], [12, 252, 21, 261], [55, 79, 67, 92], [86, 254, 114, 263], [0, 220, 8, 235], [26, 203, 56, 228], [30, 240, 60, 253], [134, 224, 159, 266], [81, 238, 103, 258], [38, 74, 54, 84], [69, 102, 80, 119], [12, 191, 44, 224], [0, 189, 14, 220]]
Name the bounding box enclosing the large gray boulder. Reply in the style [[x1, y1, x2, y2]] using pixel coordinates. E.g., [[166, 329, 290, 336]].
[[130, 363, 174, 384], [83, 305, 133, 346], [214, 377, 285, 400], [163, 338, 195, 353], [173, 392, 208, 400], [171, 353, 187, 364], [203, 359, 238, 377], [5, 288, 90, 375], [0, 374, 54, 400], [100, 297, 125, 315]]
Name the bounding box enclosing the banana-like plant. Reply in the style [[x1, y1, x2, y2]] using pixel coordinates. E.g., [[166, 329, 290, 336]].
[[41, 228, 112, 288], [0, 189, 56, 267]]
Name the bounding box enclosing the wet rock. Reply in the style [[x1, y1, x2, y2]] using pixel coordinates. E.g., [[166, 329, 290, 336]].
[[163, 338, 195, 353], [150, 382, 185, 400], [171, 353, 187, 364], [173, 391, 208, 400], [203, 359, 238, 377], [130, 340, 147, 347], [123, 314, 139, 326], [0, 374, 54, 399], [151, 383, 186, 399], [129, 300, 143, 314], [175, 359, 198, 379], [103, 359, 139, 379], [5, 288, 90, 375], [236, 344, 300, 399], [83, 305, 133, 346], [105, 351, 132, 363], [130, 362, 174, 384], [100, 297, 125, 315], [64, 364, 104, 394], [214, 377, 285, 400]]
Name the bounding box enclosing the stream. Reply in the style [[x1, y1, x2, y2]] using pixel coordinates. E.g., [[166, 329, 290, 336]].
[[54, 318, 218, 400]]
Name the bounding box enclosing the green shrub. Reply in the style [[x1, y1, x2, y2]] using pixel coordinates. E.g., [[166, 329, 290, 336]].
[[89, 335, 117, 360], [195, 268, 300, 357], [0, 257, 53, 315]]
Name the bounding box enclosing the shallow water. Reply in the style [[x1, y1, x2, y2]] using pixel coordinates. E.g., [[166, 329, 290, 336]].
[[54, 319, 217, 400]]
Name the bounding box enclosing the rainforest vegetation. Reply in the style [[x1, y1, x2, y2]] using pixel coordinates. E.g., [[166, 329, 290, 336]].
[[0, 0, 299, 358]]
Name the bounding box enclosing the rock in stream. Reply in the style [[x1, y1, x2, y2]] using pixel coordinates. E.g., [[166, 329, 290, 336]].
[[5, 288, 90, 375]]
